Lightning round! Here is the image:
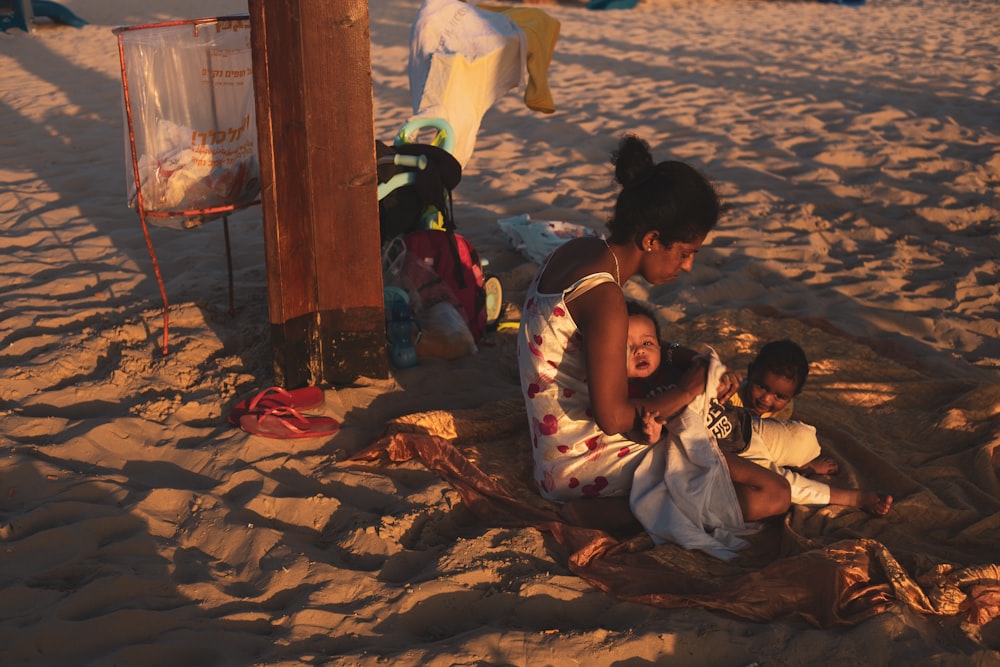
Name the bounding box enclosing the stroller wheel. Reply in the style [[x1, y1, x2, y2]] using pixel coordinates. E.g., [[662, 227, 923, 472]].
[[484, 274, 503, 329]]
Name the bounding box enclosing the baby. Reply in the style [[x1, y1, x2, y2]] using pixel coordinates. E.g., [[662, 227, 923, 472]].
[[625, 301, 746, 453]]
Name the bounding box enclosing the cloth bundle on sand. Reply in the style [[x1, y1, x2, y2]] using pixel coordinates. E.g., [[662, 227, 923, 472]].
[[353, 309, 1000, 628], [630, 348, 753, 560]]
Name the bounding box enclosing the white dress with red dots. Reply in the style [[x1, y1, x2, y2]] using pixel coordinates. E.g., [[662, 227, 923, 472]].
[[517, 270, 651, 502]]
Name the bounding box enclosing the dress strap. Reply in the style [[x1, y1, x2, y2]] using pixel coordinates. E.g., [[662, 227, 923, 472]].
[[564, 272, 619, 304]]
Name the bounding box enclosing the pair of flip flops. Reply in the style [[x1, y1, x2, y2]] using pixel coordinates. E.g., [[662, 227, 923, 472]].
[[229, 386, 340, 439]]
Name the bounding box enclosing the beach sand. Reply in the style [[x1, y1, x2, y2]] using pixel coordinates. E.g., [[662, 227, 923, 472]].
[[1, 0, 998, 664]]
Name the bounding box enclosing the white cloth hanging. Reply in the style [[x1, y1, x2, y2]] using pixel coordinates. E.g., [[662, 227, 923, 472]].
[[408, 0, 526, 168]]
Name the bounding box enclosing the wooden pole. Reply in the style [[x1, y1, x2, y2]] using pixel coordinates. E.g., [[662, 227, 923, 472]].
[[248, 0, 388, 387]]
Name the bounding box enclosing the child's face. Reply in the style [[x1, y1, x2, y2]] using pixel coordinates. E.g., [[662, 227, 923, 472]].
[[627, 314, 661, 379], [745, 369, 798, 416]]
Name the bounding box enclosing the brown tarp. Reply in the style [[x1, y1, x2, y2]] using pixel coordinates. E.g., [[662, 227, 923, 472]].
[[351, 309, 1000, 628]]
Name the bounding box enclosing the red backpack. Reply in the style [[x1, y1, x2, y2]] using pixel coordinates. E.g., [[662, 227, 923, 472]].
[[402, 229, 487, 342]]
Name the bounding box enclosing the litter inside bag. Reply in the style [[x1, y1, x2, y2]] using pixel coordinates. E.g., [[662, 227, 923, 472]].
[[415, 301, 477, 360]]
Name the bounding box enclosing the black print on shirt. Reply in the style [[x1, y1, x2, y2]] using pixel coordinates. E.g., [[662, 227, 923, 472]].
[[705, 399, 750, 454]]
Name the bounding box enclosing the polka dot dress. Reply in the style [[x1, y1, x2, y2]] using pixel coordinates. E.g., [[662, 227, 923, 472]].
[[517, 270, 652, 501]]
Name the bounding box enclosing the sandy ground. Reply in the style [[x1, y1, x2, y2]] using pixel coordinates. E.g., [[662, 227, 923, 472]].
[[1, 0, 998, 664]]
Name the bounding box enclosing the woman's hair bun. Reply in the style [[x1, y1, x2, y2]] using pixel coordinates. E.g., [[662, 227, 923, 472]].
[[611, 133, 655, 188]]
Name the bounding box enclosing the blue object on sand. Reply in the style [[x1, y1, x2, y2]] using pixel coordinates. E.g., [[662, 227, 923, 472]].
[[0, 0, 87, 31], [0, 0, 33, 32], [587, 0, 641, 9], [384, 287, 420, 369], [32, 0, 87, 27]]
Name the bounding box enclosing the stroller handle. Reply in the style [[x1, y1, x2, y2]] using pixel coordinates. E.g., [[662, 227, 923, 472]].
[[395, 117, 455, 155], [377, 154, 428, 170]]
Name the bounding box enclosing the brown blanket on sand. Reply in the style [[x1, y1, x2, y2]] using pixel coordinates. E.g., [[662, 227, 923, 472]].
[[352, 310, 1000, 629]]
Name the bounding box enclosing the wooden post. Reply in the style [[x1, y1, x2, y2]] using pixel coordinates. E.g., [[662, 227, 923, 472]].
[[248, 0, 388, 387]]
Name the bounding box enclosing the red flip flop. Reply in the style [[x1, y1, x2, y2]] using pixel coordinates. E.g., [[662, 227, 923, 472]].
[[239, 406, 340, 439], [228, 386, 324, 425]]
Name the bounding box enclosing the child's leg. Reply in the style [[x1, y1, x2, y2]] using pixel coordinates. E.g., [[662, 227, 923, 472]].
[[781, 469, 832, 505], [723, 451, 791, 521], [828, 487, 893, 516], [769, 463, 890, 516], [766, 466, 890, 517], [742, 434, 888, 514], [740, 421, 830, 504]]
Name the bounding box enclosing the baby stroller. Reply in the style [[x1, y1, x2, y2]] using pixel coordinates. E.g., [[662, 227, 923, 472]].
[[377, 117, 503, 367], [377, 117, 460, 238]]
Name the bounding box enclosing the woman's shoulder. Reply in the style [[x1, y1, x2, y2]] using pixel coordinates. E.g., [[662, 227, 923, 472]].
[[537, 236, 612, 294], [549, 235, 606, 269]]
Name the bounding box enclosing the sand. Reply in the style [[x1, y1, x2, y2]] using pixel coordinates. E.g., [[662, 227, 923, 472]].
[[1, 0, 998, 664]]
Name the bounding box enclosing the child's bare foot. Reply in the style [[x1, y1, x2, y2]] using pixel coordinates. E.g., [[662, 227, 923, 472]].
[[861, 492, 892, 517], [807, 456, 839, 476]]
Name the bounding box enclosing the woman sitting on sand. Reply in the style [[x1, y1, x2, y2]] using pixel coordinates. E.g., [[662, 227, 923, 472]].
[[516, 134, 790, 522]]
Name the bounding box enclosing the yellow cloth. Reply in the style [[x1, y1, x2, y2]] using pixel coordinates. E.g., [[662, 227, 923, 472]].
[[478, 5, 560, 113]]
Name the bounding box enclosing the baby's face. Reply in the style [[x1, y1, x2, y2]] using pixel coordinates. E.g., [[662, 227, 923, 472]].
[[627, 315, 661, 379], [745, 369, 798, 416]]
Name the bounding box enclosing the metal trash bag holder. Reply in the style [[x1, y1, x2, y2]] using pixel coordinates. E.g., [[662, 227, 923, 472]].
[[114, 15, 260, 353]]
